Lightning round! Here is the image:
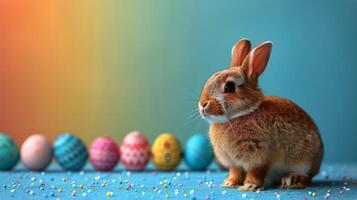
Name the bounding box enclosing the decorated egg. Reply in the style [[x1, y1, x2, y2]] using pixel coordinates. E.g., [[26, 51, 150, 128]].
[[90, 136, 119, 171], [0, 133, 19, 170], [120, 131, 150, 170], [21, 134, 52, 171], [53, 133, 88, 171], [184, 133, 213, 170], [151, 133, 181, 170]]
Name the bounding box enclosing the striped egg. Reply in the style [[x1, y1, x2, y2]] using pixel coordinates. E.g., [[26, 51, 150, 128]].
[[120, 131, 150, 170], [0, 133, 19, 170], [89, 137, 119, 171], [53, 133, 88, 171]]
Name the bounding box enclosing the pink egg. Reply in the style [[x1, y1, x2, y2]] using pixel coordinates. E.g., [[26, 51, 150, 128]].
[[120, 131, 150, 170], [89, 136, 119, 171], [21, 134, 52, 171]]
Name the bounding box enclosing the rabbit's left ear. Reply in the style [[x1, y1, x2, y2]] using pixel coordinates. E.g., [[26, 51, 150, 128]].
[[241, 41, 272, 79], [231, 38, 251, 67]]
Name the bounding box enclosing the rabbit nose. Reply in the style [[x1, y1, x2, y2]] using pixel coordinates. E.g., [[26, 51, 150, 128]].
[[202, 101, 209, 109]]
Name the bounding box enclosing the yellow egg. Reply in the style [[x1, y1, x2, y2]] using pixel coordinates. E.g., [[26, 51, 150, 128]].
[[151, 133, 181, 170]]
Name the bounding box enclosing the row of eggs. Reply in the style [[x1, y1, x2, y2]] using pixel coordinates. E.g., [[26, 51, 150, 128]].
[[0, 131, 217, 172]]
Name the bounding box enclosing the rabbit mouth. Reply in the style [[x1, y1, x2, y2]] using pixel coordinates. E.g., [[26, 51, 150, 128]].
[[200, 101, 261, 123], [200, 111, 228, 124], [198, 98, 228, 123]]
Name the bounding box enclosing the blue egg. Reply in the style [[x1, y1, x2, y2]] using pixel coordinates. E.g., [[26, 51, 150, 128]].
[[184, 133, 213, 170], [0, 133, 19, 170], [53, 133, 88, 171]]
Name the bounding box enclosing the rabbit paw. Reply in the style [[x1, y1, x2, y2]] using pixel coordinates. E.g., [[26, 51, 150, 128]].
[[221, 177, 242, 188], [280, 174, 309, 189], [238, 183, 263, 191]]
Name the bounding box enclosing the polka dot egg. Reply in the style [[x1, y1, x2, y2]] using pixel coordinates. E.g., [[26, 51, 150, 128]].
[[54, 133, 88, 171], [151, 133, 182, 170], [120, 131, 150, 170], [90, 136, 119, 171], [0, 133, 19, 170]]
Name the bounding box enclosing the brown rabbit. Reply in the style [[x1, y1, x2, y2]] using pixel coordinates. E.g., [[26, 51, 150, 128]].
[[198, 39, 323, 191]]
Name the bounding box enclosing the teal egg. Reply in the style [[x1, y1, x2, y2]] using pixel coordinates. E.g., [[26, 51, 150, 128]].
[[184, 133, 213, 170], [0, 133, 19, 170], [53, 133, 88, 171]]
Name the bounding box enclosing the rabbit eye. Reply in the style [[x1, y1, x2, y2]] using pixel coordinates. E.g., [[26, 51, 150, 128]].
[[224, 81, 236, 93]]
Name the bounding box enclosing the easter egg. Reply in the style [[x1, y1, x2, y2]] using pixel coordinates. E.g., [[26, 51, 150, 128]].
[[21, 134, 52, 171], [90, 136, 119, 171], [0, 133, 19, 170], [53, 133, 88, 171], [184, 134, 213, 170], [120, 131, 150, 170], [151, 133, 181, 171]]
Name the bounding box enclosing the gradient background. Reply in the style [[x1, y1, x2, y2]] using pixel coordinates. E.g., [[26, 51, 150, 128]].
[[0, 0, 356, 162]]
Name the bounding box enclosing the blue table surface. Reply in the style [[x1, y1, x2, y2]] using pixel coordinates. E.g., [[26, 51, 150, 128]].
[[0, 162, 356, 200]]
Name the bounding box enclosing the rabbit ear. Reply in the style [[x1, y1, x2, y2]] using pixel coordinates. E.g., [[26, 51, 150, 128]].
[[241, 41, 272, 79], [231, 38, 251, 67]]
